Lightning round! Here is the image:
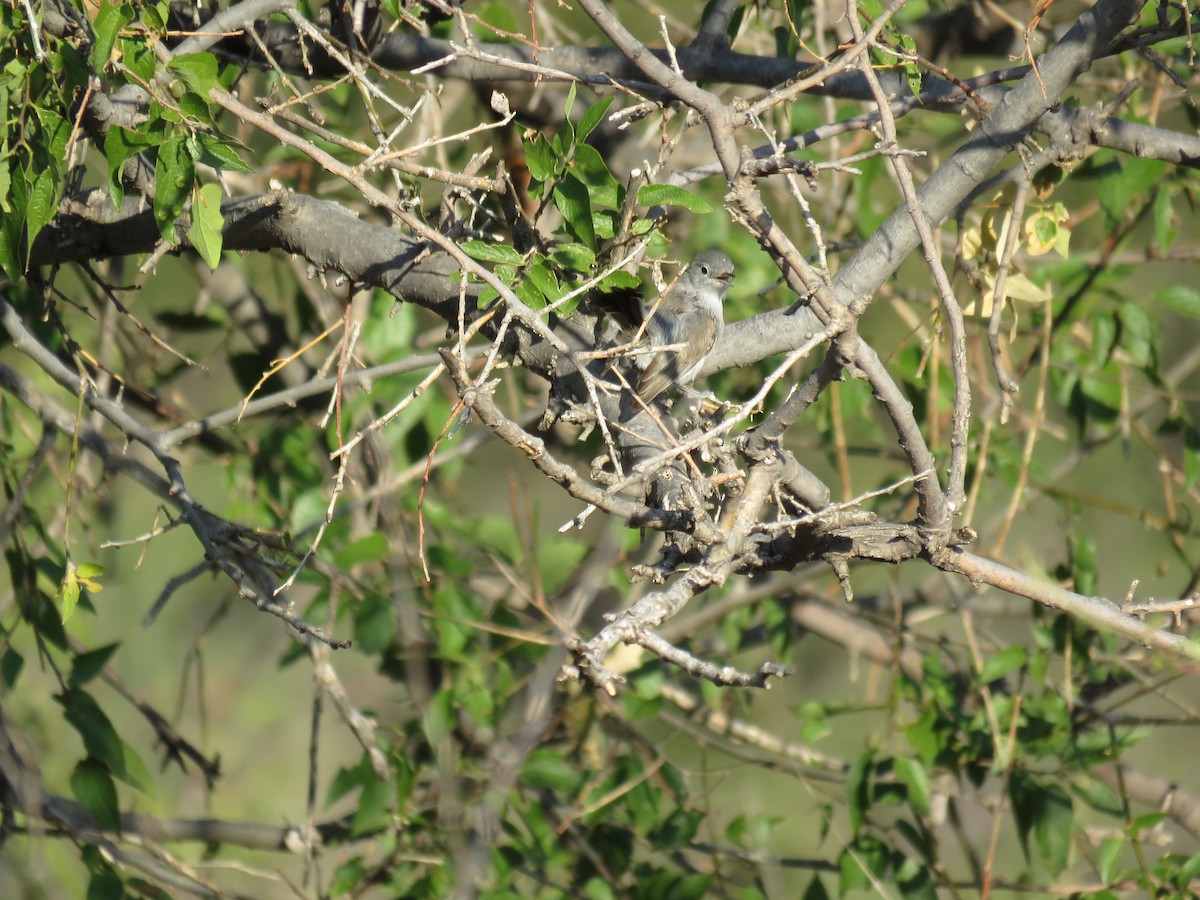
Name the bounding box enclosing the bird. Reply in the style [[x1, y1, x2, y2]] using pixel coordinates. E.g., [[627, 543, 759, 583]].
[[635, 249, 735, 406]]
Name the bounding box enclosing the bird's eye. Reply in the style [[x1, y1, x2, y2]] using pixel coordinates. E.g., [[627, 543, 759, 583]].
[[700, 265, 710, 275]]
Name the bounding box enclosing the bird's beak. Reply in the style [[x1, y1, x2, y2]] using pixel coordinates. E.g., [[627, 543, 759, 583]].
[[717, 273, 734, 285]]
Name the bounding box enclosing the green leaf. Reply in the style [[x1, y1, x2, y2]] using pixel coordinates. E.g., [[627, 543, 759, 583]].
[[60, 689, 126, 777], [58, 560, 105, 620], [187, 182, 225, 270], [1154, 284, 1200, 320], [1117, 301, 1156, 368], [554, 174, 595, 248], [570, 143, 621, 208], [892, 756, 931, 814], [514, 277, 546, 310], [629, 666, 664, 705], [897, 33, 922, 96], [329, 857, 366, 896], [631, 214, 671, 242], [838, 836, 888, 894], [1010, 771, 1074, 875], [846, 749, 874, 834], [800, 713, 831, 744], [59, 568, 80, 622], [288, 487, 329, 533], [190, 133, 254, 173], [1009, 770, 1037, 862], [1130, 811, 1166, 834], [576, 96, 615, 143], [1090, 311, 1116, 368], [350, 772, 391, 837], [352, 595, 397, 655], [978, 645, 1026, 684], [536, 537, 587, 595], [58, 42, 93, 92], [1034, 783, 1074, 876], [460, 240, 524, 264], [551, 125, 572, 160], [327, 755, 374, 806], [167, 52, 218, 97], [76, 562, 105, 581], [356, 290, 417, 362], [1154, 184, 1177, 255], [896, 853, 937, 899], [86, 868, 125, 900], [475, 283, 499, 308], [562, 81, 578, 129], [0, 172, 27, 278], [476, 515, 521, 562], [550, 243, 595, 272], [1071, 532, 1098, 597], [117, 740, 153, 794], [1026, 206, 1068, 257], [1184, 421, 1200, 491], [421, 687, 454, 745], [104, 124, 157, 208], [69, 644, 120, 688], [121, 35, 158, 83], [154, 135, 195, 243], [1098, 156, 1166, 225], [141, 0, 167, 30], [1097, 836, 1122, 884], [1070, 776, 1122, 816], [1078, 367, 1121, 425], [35, 106, 71, 161], [335, 533, 389, 567], [90, 1, 131, 70], [177, 92, 213, 126], [582, 876, 619, 900], [904, 710, 942, 770], [664, 874, 711, 900], [1178, 850, 1200, 882], [637, 183, 712, 213], [524, 748, 583, 792], [524, 260, 563, 304], [524, 135, 554, 182], [592, 208, 618, 241], [1, 648, 23, 689], [474, 0, 518, 40], [71, 758, 121, 833], [0, 161, 10, 220], [25, 170, 58, 265]]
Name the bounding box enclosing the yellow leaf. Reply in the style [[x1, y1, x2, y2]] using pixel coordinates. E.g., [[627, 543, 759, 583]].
[[1004, 272, 1053, 305]]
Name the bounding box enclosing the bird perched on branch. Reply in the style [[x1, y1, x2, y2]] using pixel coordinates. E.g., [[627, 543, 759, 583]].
[[635, 249, 735, 407]]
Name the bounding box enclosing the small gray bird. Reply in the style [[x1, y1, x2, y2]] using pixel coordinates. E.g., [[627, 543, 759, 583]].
[[636, 249, 735, 405]]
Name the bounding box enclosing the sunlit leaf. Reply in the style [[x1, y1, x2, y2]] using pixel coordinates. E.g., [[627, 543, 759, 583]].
[[188, 182, 225, 270], [153, 135, 194, 243], [167, 52, 218, 97], [892, 756, 931, 814], [637, 184, 712, 213], [461, 240, 525, 264], [978, 645, 1026, 684], [554, 174, 595, 248], [576, 96, 615, 143]]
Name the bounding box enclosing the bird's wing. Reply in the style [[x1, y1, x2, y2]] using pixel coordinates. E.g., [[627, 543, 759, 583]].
[[636, 309, 719, 404]]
